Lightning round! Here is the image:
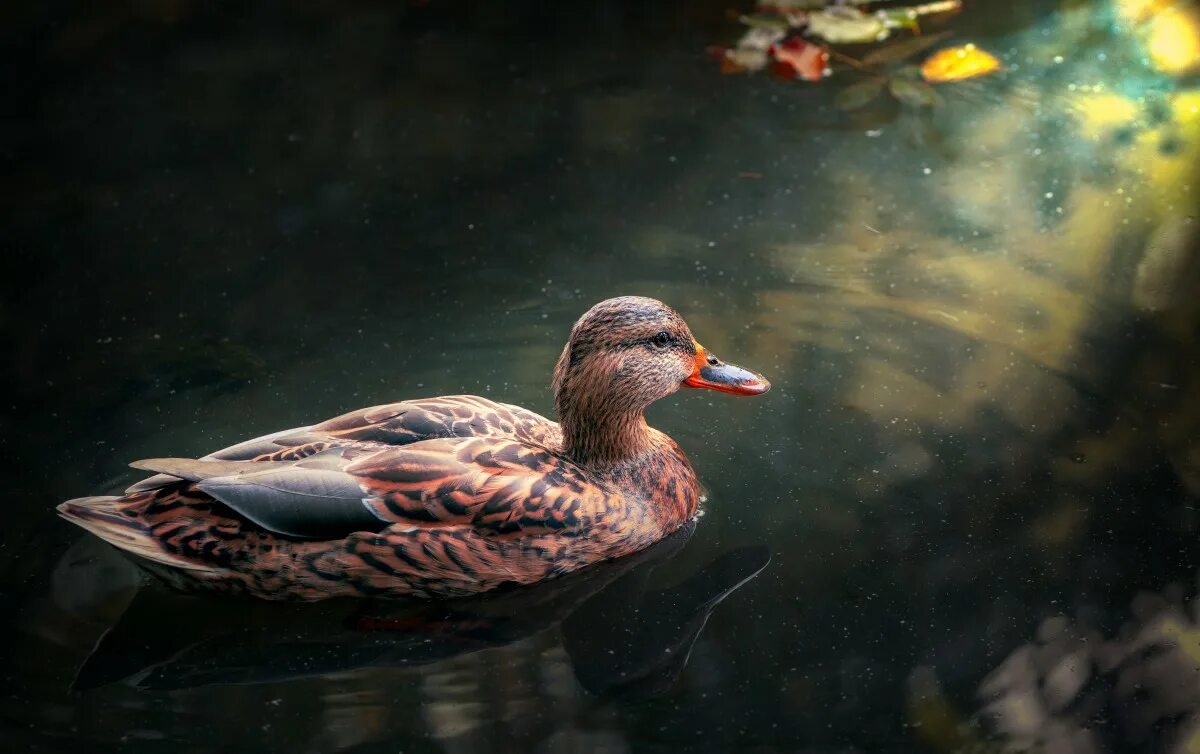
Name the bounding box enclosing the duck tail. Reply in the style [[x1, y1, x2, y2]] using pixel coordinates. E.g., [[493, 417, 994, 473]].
[[57, 495, 216, 572]]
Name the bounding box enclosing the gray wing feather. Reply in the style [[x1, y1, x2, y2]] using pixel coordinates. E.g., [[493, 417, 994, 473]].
[[128, 449, 389, 539], [124, 424, 313, 493], [198, 466, 386, 539], [125, 472, 195, 494], [128, 457, 295, 481], [205, 424, 316, 460]]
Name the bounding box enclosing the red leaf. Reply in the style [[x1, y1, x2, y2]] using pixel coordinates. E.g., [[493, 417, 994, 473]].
[[768, 36, 829, 82]]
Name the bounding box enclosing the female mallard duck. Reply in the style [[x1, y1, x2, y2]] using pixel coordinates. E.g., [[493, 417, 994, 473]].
[[58, 297, 769, 599]]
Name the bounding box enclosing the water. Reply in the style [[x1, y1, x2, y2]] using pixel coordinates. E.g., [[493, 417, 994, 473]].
[[4, 0, 1200, 751]]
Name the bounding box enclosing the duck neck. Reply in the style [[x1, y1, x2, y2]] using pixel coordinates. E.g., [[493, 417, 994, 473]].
[[555, 394, 655, 469]]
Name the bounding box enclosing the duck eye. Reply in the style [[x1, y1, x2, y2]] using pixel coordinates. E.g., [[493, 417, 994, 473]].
[[652, 331, 671, 348]]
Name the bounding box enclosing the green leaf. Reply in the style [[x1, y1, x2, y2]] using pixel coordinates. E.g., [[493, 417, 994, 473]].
[[881, 11, 920, 32], [862, 30, 953, 66], [760, 0, 874, 8], [807, 8, 887, 44], [835, 77, 887, 110], [889, 77, 937, 107]]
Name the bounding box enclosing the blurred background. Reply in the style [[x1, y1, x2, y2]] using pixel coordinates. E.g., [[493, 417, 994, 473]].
[[3, 0, 1200, 752]]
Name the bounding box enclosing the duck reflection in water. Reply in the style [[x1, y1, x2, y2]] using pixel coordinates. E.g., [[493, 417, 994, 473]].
[[71, 520, 768, 698]]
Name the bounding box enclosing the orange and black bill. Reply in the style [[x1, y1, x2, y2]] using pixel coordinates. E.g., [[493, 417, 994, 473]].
[[682, 344, 770, 396]]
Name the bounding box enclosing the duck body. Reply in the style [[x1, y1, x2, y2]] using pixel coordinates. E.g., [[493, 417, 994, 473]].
[[59, 297, 768, 600]]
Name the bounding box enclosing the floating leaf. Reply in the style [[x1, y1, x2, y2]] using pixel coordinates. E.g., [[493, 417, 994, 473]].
[[769, 36, 830, 82], [863, 30, 953, 66], [759, 0, 873, 9], [711, 24, 787, 74], [921, 43, 1001, 82], [879, 0, 963, 29], [737, 25, 788, 52], [882, 12, 921, 32], [806, 8, 887, 44], [835, 77, 887, 110], [889, 76, 937, 107]]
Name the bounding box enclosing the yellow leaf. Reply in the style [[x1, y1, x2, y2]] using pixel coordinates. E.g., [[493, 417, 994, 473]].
[[920, 43, 1000, 82]]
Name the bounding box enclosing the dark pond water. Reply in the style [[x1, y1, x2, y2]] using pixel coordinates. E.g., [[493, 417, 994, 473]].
[[5, 0, 1200, 751]]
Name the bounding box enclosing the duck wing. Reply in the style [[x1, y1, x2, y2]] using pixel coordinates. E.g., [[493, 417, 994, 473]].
[[123, 424, 316, 493], [349, 436, 615, 536], [125, 396, 559, 494], [129, 449, 387, 539], [127, 436, 615, 541], [311, 395, 559, 447]]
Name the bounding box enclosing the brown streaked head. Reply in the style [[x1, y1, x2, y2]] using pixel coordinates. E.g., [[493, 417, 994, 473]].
[[552, 296, 769, 462]]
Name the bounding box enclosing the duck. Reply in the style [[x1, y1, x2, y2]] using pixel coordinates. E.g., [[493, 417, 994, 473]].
[[57, 296, 769, 600]]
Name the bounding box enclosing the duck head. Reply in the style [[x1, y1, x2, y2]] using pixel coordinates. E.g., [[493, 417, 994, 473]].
[[552, 296, 769, 465]]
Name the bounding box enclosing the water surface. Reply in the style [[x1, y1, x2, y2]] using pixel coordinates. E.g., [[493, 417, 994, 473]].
[[4, 1, 1200, 751]]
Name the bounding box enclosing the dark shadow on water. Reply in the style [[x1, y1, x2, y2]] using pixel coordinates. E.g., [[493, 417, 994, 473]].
[[70, 520, 769, 696]]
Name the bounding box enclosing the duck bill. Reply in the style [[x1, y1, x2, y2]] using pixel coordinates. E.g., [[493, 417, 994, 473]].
[[682, 344, 770, 396]]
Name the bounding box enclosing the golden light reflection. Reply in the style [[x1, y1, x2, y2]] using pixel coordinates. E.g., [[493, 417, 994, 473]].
[[1116, 0, 1176, 24], [755, 63, 1200, 490], [1146, 5, 1200, 74], [1072, 93, 1139, 140]]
